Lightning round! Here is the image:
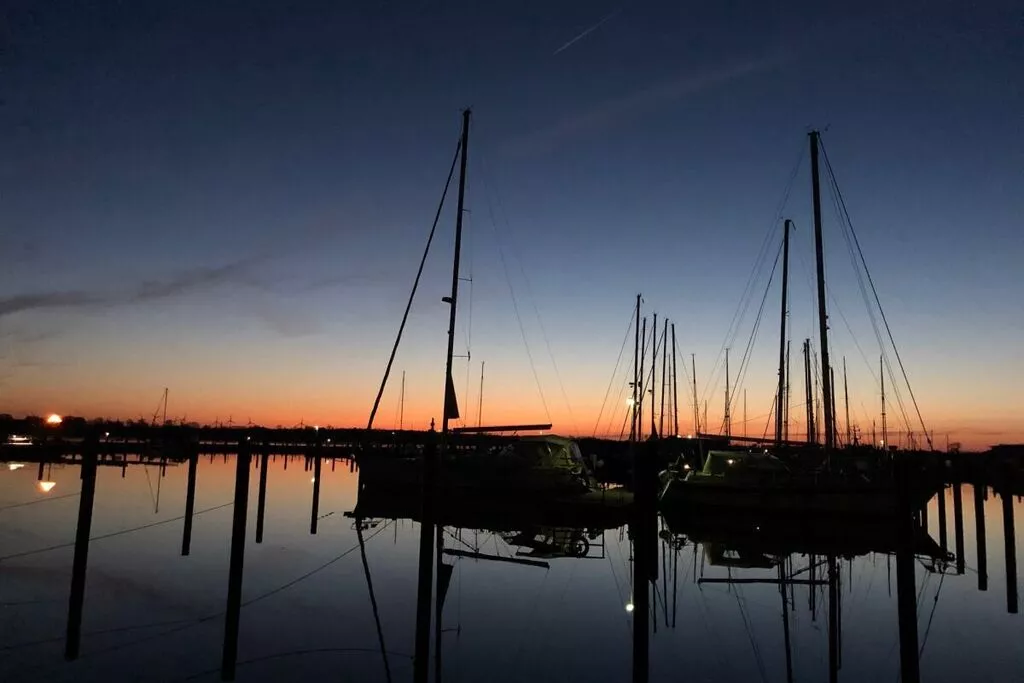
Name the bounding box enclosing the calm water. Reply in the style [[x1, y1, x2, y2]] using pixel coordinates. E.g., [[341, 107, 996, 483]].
[[1, 454, 1021, 682]]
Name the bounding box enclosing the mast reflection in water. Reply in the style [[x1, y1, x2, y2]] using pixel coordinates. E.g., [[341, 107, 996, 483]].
[[0, 445, 1021, 682]]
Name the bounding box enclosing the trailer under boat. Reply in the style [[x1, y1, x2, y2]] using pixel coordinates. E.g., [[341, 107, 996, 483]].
[[659, 449, 937, 518]]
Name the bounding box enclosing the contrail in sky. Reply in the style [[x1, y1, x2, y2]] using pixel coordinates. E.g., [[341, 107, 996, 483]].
[[553, 7, 621, 55]]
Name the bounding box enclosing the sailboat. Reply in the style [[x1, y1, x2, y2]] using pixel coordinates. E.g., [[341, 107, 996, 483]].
[[359, 110, 629, 506], [659, 131, 938, 518]]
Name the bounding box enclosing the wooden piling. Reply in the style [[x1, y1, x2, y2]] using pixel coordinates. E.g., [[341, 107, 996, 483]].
[[65, 443, 98, 660], [1003, 490, 1018, 614], [181, 448, 198, 556], [953, 481, 965, 575], [975, 483, 987, 591], [221, 440, 251, 681], [255, 448, 269, 544], [310, 444, 322, 535]]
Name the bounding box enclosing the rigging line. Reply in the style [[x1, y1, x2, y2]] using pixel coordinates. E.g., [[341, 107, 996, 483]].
[[60, 519, 397, 671], [478, 162, 551, 422], [729, 238, 783, 416], [0, 501, 234, 562], [820, 138, 931, 448], [593, 302, 637, 436], [367, 137, 462, 430], [700, 140, 805, 407], [824, 161, 915, 437], [478, 144, 575, 424], [0, 490, 81, 511]]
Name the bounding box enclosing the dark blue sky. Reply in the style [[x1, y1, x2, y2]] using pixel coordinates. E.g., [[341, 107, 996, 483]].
[[2, 1, 1021, 445]]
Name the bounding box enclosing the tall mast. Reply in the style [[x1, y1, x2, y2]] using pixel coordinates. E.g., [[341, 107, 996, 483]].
[[724, 348, 731, 437], [638, 317, 647, 438], [804, 339, 815, 444], [776, 219, 791, 445], [830, 366, 838, 447], [162, 388, 168, 425], [477, 362, 484, 427], [743, 389, 747, 438], [809, 130, 835, 449], [843, 358, 850, 446], [660, 321, 668, 438], [671, 324, 679, 437], [632, 294, 641, 442], [691, 354, 698, 435], [651, 313, 657, 438], [400, 371, 406, 430], [881, 355, 887, 449], [441, 109, 471, 440], [785, 340, 791, 441]]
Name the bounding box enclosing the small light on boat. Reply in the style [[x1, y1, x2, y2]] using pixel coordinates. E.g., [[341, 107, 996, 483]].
[[326, 438, 331, 444], [686, 434, 694, 439], [626, 397, 636, 407], [625, 602, 635, 613], [8, 463, 25, 471], [310, 477, 316, 483], [104, 432, 110, 438], [46, 414, 63, 426], [727, 459, 735, 465], [7, 434, 31, 445], [38, 481, 56, 493], [314, 425, 320, 431], [683, 464, 691, 471]]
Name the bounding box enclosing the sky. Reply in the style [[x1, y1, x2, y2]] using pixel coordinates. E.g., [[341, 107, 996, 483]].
[[1, 1, 1021, 449]]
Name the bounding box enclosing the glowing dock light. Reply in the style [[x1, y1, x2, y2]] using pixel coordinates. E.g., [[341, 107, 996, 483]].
[[8, 463, 25, 471], [625, 602, 635, 613], [38, 481, 57, 493]]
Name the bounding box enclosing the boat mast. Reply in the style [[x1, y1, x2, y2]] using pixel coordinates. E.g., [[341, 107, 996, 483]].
[[441, 109, 471, 440], [830, 366, 838, 446], [691, 354, 698, 435], [477, 362, 484, 427], [660, 321, 668, 438], [776, 219, 791, 446], [880, 354, 887, 449], [400, 371, 406, 430], [809, 131, 835, 450], [804, 339, 815, 444], [671, 323, 679, 437], [639, 317, 647, 438], [724, 347, 731, 437], [843, 358, 850, 446], [632, 294, 641, 442], [785, 340, 791, 441], [651, 313, 657, 438]]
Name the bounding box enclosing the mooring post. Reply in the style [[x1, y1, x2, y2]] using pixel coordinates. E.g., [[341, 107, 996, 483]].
[[255, 445, 269, 544], [64, 440, 98, 660], [975, 483, 988, 591], [953, 481, 966, 575], [413, 432, 438, 683], [181, 446, 199, 556], [1003, 489, 1018, 614], [310, 437, 322, 535], [631, 437, 659, 683], [937, 483, 948, 553], [221, 437, 251, 681], [895, 458, 921, 683]]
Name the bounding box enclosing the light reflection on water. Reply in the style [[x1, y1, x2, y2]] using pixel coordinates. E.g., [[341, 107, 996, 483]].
[[0, 454, 1021, 682]]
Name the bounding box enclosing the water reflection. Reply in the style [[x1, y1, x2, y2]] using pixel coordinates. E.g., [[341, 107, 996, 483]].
[[1, 446, 1022, 682]]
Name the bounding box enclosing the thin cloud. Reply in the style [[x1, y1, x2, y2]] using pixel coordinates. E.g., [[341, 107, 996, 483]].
[[0, 257, 262, 319], [508, 54, 790, 154], [553, 8, 621, 56]]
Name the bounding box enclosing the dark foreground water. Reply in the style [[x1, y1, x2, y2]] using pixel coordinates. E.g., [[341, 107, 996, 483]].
[[1, 454, 1021, 682]]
